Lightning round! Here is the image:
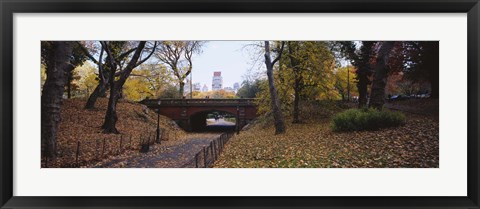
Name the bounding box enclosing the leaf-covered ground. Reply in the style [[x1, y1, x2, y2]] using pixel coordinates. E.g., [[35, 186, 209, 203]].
[[47, 98, 439, 168], [214, 100, 439, 168], [45, 98, 188, 168]]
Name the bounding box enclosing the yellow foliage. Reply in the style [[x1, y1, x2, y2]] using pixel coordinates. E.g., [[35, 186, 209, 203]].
[[123, 64, 175, 101], [193, 90, 237, 99], [41, 64, 47, 89], [333, 66, 358, 100], [255, 41, 338, 116]]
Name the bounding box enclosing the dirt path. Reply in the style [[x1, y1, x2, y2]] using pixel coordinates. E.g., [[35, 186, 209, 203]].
[[90, 133, 220, 168]]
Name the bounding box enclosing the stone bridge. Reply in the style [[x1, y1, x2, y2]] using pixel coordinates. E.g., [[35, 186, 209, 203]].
[[140, 98, 258, 132]]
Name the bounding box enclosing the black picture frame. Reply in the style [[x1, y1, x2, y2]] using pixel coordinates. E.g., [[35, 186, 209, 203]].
[[1, 0, 479, 208]]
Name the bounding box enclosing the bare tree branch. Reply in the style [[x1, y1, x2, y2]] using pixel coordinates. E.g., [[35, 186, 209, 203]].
[[77, 41, 98, 64], [272, 41, 285, 65]]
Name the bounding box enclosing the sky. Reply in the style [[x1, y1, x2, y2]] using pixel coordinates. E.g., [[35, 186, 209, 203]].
[[188, 41, 263, 90]]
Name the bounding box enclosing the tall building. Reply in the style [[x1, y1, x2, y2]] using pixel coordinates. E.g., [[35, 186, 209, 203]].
[[233, 82, 240, 92], [212, 71, 223, 91], [184, 78, 191, 96], [202, 84, 209, 92]]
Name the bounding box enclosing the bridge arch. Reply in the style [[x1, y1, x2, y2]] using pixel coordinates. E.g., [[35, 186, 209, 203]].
[[140, 98, 258, 132]]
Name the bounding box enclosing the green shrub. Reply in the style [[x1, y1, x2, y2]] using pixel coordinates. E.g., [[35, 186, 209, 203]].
[[331, 108, 406, 132]]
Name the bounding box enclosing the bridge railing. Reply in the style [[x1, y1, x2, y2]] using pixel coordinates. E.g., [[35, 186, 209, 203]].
[[141, 98, 257, 106]]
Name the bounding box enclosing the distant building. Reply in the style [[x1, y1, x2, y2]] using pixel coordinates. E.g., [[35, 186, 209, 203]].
[[202, 84, 209, 92], [193, 83, 201, 92], [233, 82, 240, 92], [212, 71, 223, 91], [184, 79, 191, 96]]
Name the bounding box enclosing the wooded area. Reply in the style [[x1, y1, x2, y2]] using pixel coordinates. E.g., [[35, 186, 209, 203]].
[[41, 41, 439, 168]]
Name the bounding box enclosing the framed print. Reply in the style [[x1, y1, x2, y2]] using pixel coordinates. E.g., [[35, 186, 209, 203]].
[[1, 0, 479, 208]]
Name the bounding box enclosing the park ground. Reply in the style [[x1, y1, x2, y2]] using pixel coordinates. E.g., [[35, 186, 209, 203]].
[[214, 99, 439, 168], [47, 98, 221, 168], [48, 98, 438, 168]]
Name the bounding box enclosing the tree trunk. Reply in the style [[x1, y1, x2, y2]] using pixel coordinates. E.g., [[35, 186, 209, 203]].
[[85, 79, 108, 109], [41, 41, 74, 158], [102, 84, 120, 134], [347, 68, 350, 101], [264, 41, 286, 134], [288, 42, 302, 124], [357, 70, 369, 108], [369, 41, 396, 110], [292, 78, 301, 123], [102, 58, 120, 133], [355, 41, 376, 108], [84, 43, 108, 109], [101, 41, 147, 134], [179, 81, 185, 98], [427, 42, 439, 99], [67, 72, 72, 99]]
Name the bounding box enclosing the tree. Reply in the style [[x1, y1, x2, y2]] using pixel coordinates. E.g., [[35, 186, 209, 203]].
[[422, 42, 439, 99], [158, 84, 181, 99], [236, 79, 263, 98], [402, 41, 439, 98], [123, 72, 154, 101], [41, 41, 78, 158], [211, 89, 236, 99], [334, 66, 358, 101], [337, 41, 377, 108], [123, 64, 173, 101], [255, 41, 336, 123], [286, 41, 303, 123], [101, 41, 157, 133], [384, 71, 404, 96], [75, 62, 98, 98], [155, 41, 204, 98], [81, 42, 108, 109], [79, 41, 138, 109], [42, 41, 87, 99], [264, 41, 286, 134], [282, 41, 336, 123], [66, 68, 81, 98], [41, 64, 47, 88], [369, 41, 397, 109], [136, 63, 174, 98]]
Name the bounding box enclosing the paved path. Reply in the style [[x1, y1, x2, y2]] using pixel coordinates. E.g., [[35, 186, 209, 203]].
[[93, 133, 220, 168], [135, 138, 214, 168], [384, 99, 438, 117]]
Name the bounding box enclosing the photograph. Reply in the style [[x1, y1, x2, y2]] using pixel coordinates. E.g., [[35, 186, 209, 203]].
[[40, 40, 439, 168], [2, 1, 477, 207]]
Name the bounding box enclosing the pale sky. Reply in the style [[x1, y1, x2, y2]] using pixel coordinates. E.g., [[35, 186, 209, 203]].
[[188, 41, 263, 90], [83, 41, 264, 90]]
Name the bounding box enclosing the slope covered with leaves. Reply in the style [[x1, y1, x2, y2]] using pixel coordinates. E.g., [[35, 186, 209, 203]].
[[46, 98, 186, 167], [214, 101, 439, 168]]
